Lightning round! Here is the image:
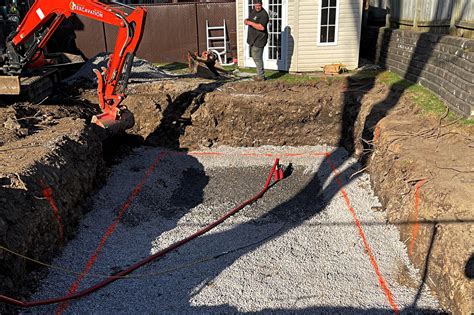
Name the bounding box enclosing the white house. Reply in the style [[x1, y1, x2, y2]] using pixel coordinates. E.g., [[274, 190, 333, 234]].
[[236, 0, 363, 72]]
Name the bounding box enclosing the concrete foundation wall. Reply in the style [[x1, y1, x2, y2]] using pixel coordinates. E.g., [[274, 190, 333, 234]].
[[365, 27, 474, 118]]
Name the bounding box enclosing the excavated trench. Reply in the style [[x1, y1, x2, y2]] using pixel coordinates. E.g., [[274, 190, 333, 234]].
[[0, 77, 472, 313]]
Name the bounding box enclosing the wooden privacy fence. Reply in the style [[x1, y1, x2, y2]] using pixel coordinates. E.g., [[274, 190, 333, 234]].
[[66, 1, 237, 63], [368, 0, 474, 37]]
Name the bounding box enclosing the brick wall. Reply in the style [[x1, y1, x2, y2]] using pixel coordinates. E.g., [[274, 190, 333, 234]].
[[364, 27, 473, 118]]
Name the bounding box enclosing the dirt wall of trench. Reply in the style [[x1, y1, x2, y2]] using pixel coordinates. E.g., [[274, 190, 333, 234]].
[[123, 79, 349, 150], [0, 118, 105, 311], [367, 110, 473, 314]]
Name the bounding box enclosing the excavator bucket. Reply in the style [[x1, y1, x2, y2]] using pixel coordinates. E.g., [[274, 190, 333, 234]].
[[91, 108, 135, 136], [0, 75, 21, 95], [188, 51, 225, 80]]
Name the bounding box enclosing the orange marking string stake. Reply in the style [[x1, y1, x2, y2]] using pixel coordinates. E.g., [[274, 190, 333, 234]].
[[373, 126, 381, 143], [326, 157, 400, 314], [39, 181, 64, 244], [409, 180, 426, 257]]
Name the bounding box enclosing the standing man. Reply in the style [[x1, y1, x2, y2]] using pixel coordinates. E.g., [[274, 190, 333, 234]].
[[245, 0, 269, 81]]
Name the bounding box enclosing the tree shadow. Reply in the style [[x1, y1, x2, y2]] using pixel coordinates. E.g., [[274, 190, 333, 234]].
[[156, 62, 189, 72], [410, 222, 439, 309], [266, 71, 287, 80]]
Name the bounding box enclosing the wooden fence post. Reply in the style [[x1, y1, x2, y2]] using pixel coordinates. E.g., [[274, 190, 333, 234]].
[[195, 2, 200, 53], [449, 0, 461, 36], [414, 0, 422, 30]]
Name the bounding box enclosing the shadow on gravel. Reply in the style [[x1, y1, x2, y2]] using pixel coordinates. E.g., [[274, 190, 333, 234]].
[[466, 253, 474, 279], [146, 2, 469, 312], [106, 149, 436, 314]]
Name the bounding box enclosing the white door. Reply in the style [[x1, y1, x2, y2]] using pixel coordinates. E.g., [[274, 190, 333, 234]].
[[244, 0, 288, 71]]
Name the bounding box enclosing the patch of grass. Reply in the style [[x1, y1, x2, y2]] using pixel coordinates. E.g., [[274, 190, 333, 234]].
[[374, 71, 474, 126], [236, 67, 346, 83], [272, 73, 321, 83], [349, 70, 380, 81], [405, 85, 448, 115], [222, 64, 237, 71], [154, 62, 188, 73], [376, 71, 404, 86]]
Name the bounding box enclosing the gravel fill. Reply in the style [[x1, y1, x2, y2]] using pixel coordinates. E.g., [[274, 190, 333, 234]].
[[63, 53, 173, 86], [26, 146, 440, 314]]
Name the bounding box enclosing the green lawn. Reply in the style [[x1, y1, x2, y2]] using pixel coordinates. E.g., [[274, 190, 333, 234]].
[[154, 62, 189, 73], [229, 66, 338, 83], [375, 71, 473, 126]]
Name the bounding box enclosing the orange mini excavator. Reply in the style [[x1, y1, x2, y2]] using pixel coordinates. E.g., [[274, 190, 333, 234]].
[[0, 0, 146, 132]]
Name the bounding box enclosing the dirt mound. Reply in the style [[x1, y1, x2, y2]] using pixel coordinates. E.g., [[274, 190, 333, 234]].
[[0, 97, 97, 146]]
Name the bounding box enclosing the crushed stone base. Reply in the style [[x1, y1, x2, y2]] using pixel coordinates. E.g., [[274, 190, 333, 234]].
[[27, 146, 440, 313]]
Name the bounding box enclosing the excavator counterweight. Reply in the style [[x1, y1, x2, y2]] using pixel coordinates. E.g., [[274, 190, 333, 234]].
[[0, 75, 19, 94]]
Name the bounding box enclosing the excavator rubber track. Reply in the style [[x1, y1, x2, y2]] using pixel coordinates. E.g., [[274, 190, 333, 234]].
[[0, 53, 84, 103], [0, 70, 56, 103]]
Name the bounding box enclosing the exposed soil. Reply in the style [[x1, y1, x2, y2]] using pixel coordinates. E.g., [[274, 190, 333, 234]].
[[180, 80, 345, 149], [367, 106, 474, 314], [0, 73, 472, 313], [77, 79, 347, 150], [0, 92, 96, 147], [0, 117, 104, 314]]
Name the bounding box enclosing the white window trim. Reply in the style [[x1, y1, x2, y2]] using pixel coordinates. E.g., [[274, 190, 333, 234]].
[[244, 0, 289, 70], [317, 0, 340, 46]]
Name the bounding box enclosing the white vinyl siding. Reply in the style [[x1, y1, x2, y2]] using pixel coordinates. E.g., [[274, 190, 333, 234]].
[[237, 0, 245, 67], [318, 0, 339, 45], [294, 0, 361, 71], [238, 0, 362, 71]]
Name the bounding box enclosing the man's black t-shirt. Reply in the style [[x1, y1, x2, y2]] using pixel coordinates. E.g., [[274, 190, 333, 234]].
[[247, 8, 269, 48]]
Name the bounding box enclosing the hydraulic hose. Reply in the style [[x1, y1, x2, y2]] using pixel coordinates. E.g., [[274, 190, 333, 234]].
[[0, 159, 283, 308]]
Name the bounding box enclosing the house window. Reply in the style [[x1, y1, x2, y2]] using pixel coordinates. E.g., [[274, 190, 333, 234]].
[[319, 0, 338, 45], [268, 0, 283, 60]]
